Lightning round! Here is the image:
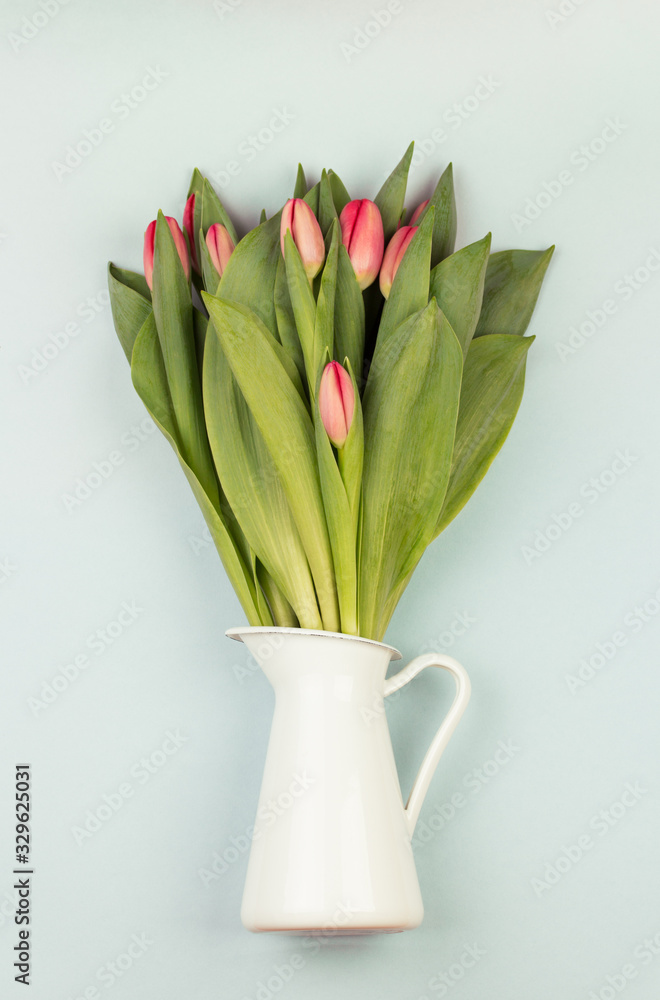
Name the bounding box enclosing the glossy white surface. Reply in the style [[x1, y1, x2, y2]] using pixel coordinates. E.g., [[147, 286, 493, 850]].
[[232, 628, 470, 933]]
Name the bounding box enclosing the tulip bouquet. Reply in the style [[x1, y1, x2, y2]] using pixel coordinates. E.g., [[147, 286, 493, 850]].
[[108, 145, 552, 642]]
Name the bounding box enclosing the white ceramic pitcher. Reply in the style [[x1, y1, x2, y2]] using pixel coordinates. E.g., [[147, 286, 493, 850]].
[[226, 626, 471, 934]]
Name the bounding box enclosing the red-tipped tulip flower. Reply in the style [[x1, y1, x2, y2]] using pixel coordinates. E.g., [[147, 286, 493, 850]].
[[379, 225, 417, 299], [144, 216, 190, 290], [280, 198, 325, 280], [319, 361, 355, 449], [409, 199, 429, 225], [183, 193, 199, 272], [205, 223, 235, 279], [339, 199, 384, 290]]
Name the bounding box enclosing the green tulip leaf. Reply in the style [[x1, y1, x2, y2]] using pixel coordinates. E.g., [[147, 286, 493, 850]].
[[413, 162, 457, 266], [203, 325, 321, 628], [256, 561, 299, 627], [293, 163, 307, 199], [373, 207, 434, 351], [314, 354, 358, 635], [435, 334, 534, 535], [217, 211, 282, 338], [303, 181, 320, 215], [474, 246, 554, 339], [374, 141, 414, 242], [199, 227, 221, 295], [249, 550, 272, 626], [201, 176, 238, 245], [318, 169, 338, 238], [339, 357, 364, 527], [202, 291, 340, 632], [192, 308, 207, 383], [359, 300, 463, 639], [428, 233, 491, 357], [327, 169, 351, 214], [131, 312, 264, 625], [186, 168, 205, 270], [313, 220, 338, 377], [284, 229, 318, 392], [334, 245, 366, 386], [274, 255, 306, 384], [107, 263, 152, 363], [151, 212, 218, 507]]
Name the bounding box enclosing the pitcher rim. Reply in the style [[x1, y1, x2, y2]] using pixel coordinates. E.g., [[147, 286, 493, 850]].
[[225, 625, 402, 660]]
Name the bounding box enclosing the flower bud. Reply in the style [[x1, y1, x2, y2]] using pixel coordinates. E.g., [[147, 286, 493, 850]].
[[319, 361, 355, 448], [280, 198, 325, 280], [144, 216, 190, 290], [183, 193, 200, 272], [379, 225, 417, 299], [409, 199, 429, 225], [338, 199, 384, 290], [205, 223, 235, 279]]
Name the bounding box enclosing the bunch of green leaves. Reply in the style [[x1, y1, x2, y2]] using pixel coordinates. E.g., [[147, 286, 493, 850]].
[[108, 146, 553, 641]]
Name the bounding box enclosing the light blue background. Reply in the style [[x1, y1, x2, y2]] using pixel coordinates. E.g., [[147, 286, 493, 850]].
[[2, 1, 660, 998]]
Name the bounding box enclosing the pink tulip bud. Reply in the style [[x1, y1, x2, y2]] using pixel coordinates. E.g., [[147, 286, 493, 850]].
[[280, 198, 325, 280], [144, 216, 190, 290], [379, 225, 418, 299], [183, 193, 200, 272], [205, 223, 235, 279], [409, 199, 429, 225], [319, 361, 355, 449], [339, 199, 384, 290]]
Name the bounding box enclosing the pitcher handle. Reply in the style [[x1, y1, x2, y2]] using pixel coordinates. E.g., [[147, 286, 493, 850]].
[[385, 653, 471, 837]]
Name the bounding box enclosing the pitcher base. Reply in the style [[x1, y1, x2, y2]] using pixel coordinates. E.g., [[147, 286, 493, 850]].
[[246, 925, 409, 935], [242, 911, 423, 935]]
